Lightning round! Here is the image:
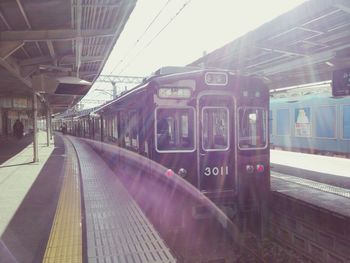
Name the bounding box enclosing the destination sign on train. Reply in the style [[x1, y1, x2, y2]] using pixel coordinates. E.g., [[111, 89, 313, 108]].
[[158, 87, 191, 98]]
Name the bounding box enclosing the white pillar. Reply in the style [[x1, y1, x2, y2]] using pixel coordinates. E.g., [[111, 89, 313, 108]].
[[46, 105, 50, 146], [33, 92, 39, 162]]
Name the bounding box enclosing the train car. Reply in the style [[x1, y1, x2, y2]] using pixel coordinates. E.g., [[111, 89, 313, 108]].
[[270, 84, 350, 156], [87, 66, 270, 211]]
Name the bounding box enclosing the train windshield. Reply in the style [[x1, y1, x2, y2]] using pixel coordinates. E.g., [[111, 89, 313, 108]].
[[238, 107, 267, 149], [202, 107, 229, 151], [156, 108, 195, 152]]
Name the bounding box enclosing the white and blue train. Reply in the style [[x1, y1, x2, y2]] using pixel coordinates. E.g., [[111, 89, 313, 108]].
[[270, 82, 350, 157]]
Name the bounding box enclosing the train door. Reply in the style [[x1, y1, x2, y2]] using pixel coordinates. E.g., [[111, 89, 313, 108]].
[[197, 93, 235, 196]]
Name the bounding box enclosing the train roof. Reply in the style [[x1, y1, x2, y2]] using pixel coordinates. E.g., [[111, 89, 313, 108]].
[[93, 66, 258, 114], [270, 91, 350, 105], [88, 66, 270, 116]]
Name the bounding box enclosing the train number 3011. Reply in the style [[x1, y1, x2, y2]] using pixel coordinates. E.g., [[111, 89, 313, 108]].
[[204, 166, 229, 176]]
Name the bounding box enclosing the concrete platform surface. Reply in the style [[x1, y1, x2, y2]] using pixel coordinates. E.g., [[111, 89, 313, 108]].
[[271, 149, 350, 178], [0, 132, 54, 236], [0, 132, 65, 263]]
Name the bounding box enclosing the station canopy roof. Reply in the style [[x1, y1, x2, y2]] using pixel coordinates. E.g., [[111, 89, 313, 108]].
[[0, 0, 137, 113], [190, 0, 350, 90]]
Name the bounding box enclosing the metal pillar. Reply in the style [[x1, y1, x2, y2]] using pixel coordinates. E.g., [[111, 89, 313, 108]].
[[33, 92, 39, 162], [49, 108, 53, 140], [46, 105, 50, 146], [100, 116, 104, 142], [111, 81, 117, 99]]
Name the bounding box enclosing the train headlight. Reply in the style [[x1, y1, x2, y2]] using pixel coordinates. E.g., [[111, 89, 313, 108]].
[[256, 164, 265, 173], [245, 164, 254, 174], [178, 168, 187, 178]]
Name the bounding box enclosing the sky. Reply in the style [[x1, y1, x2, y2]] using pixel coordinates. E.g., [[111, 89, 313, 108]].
[[81, 0, 307, 108]]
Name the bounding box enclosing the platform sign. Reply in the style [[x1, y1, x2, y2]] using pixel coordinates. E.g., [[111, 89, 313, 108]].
[[13, 98, 28, 108], [0, 97, 12, 108], [295, 107, 311, 137], [332, 67, 350, 96]]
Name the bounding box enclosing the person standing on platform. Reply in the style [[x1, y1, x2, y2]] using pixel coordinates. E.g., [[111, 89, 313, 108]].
[[13, 119, 24, 139], [61, 123, 67, 134]]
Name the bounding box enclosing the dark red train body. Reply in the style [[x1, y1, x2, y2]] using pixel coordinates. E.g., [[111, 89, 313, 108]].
[[58, 67, 270, 210]]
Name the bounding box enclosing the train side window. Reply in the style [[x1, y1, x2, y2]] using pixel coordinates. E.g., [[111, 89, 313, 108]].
[[156, 108, 195, 152], [95, 118, 101, 140], [120, 112, 130, 147], [131, 112, 139, 149], [315, 106, 336, 138], [269, 110, 273, 135], [238, 107, 267, 149], [276, 109, 290, 136], [202, 107, 229, 151], [113, 116, 118, 141], [343, 105, 350, 139], [103, 118, 107, 139]]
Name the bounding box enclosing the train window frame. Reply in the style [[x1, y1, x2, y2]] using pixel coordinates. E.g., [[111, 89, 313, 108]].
[[155, 106, 196, 153], [314, 104, 337, 140], [237, 107, 268, 150], [112, 115, 118, 141], [276, 108, 291, 136], [342, 104, 350, 140], [119, 111, 131, 147], [201, 106, 230, 152], [204, 72, 228, 86], [128, 110, 139, 150], [269, 110, 273, 136]]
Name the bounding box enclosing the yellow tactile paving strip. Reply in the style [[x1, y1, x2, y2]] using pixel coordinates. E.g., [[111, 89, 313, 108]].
[[42, 138, 82, 263]]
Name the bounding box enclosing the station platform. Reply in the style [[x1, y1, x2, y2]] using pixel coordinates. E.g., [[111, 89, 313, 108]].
[[2, 136, 350, 262], [0, 132, 62, 263], [0, 134, 35, 164], [0, 133, 175, 263], [0, 132, 55, 236], [271, 149, 350, 188], [67, 136, 176, 263], [271, 149, 350, 219]]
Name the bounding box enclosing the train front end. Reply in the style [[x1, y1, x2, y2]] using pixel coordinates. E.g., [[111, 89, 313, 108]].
[[152, 68, 270, 212]]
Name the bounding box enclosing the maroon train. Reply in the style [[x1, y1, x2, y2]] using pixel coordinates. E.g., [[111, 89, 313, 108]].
[[59, 67, 270, 211]]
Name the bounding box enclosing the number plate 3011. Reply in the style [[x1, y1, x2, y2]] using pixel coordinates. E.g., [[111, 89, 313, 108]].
[[204, 166, 229, 176]]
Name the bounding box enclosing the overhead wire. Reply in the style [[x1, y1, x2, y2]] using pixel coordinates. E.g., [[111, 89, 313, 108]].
[[85, 0, 173, 105], [109, 0, 173, 75], [117, 0, 193, 75], [83, 0, 192, 106]]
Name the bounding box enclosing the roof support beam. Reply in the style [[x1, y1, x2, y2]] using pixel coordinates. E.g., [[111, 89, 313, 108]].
[[60, 55, 104, 64], [47, 41, 57, 65], [21, 65, 38, 78], [0, 41, 24, 59], [73, 3, 121, 8], [0, 29, 115, 41], [255, 46, 309, 57], [0, 57, 32, 88], [78, 71, 97, 77], [15, 0, 43, 55], [20, 56, 52, 66], [19, 54, 104, 67], [0, 10, 30, 58], [15, 0, 31, 28], [0, 11, 11, 29], [335, 3, 350, 14], [334, 0, 350, 14], [256, 42, 350, 76], [75, 0, 83, 77]]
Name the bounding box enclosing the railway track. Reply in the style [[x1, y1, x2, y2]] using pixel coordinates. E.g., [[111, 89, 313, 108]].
[[271, 172, 350, 199]]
